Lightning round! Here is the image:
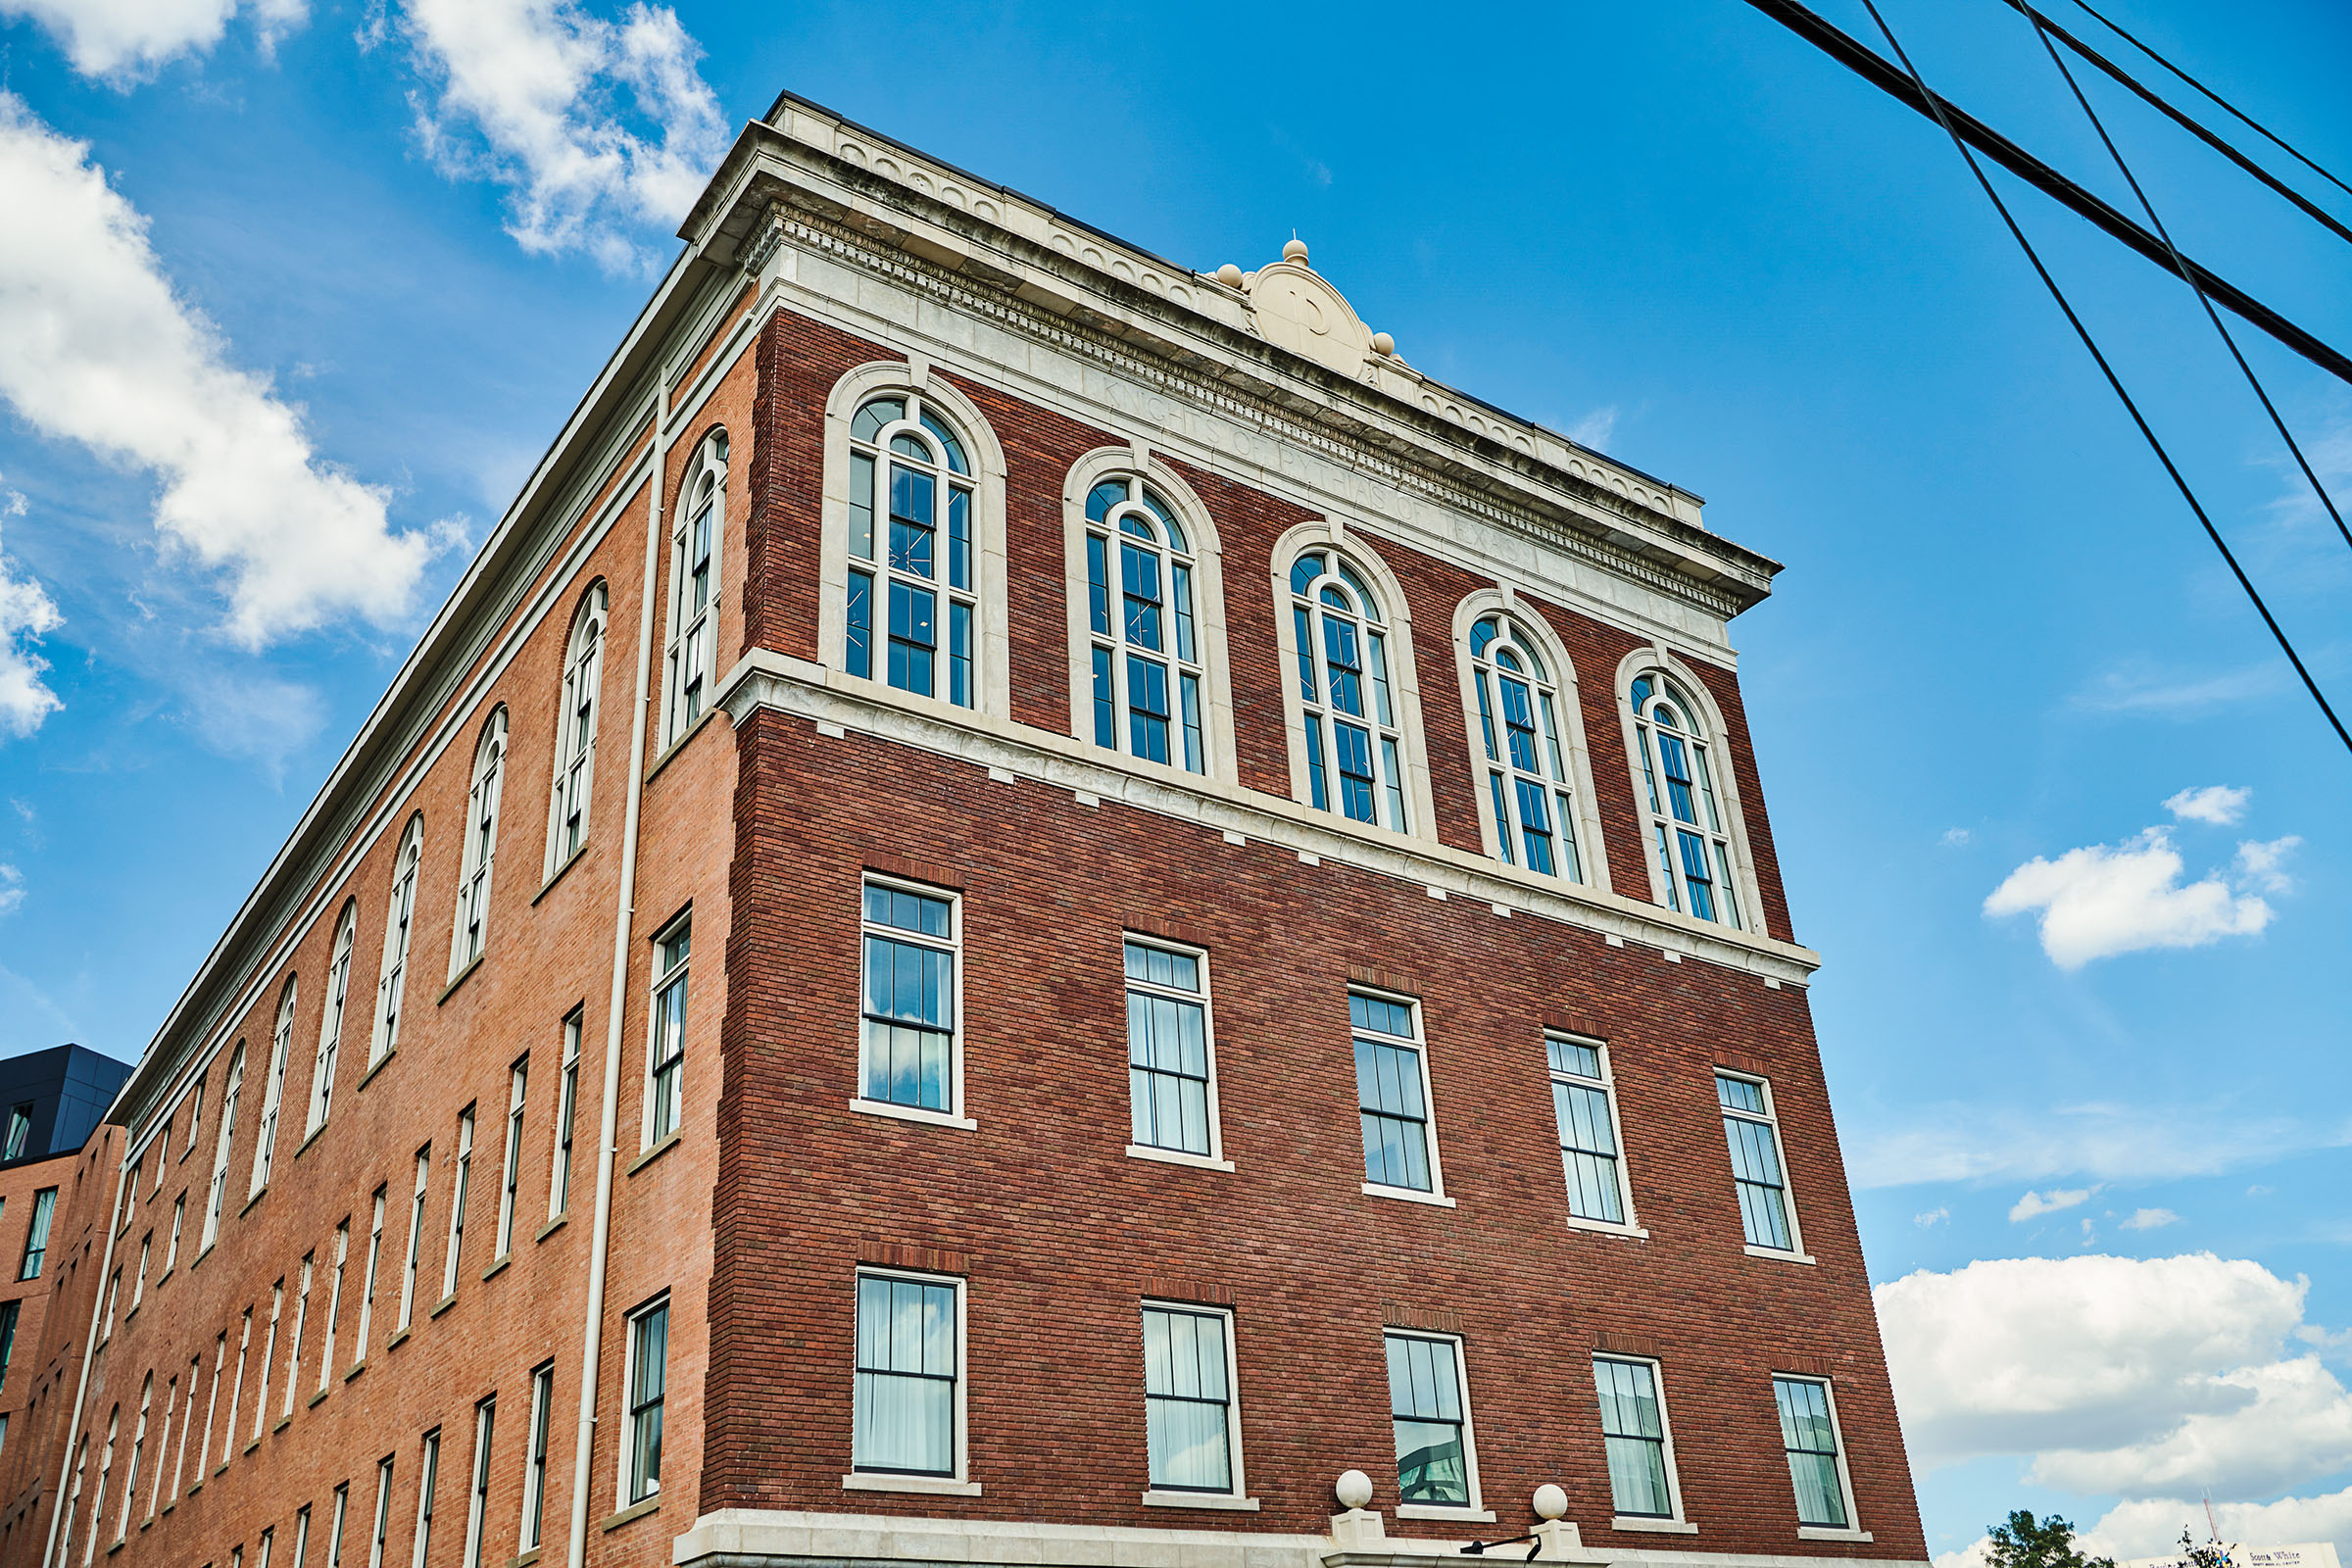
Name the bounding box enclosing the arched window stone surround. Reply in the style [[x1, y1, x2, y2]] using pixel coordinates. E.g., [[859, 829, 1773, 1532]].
[[1449, 588, 1613, 893], [1611, 644, 1770, 934]]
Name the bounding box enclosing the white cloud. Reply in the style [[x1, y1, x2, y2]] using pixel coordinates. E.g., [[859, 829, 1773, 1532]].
[[395, 0, 728, 270], [1915, 1205, 1950, 1228], [1940, 826, 1973, 847], [2012, 1186, 2098, 1223], [2088, 1487, 2352, 1561], [1985, 827, 2275, 968], [1877, 1252, 2352, 1502], [2075, 661, 2285, 716], [0, 94, 441, 648], [2166, 785, 2252, 825], [0, 863, 22, 916], [0, 0, 306, 80], [174, 665, 327, 778], [2125, 1207, 2184, 1231], [0, 519, 63, 737], [1850, 1101, 2335, 1189], [1566, 406, 1619, 450], [2236, 836, 2302, 895]]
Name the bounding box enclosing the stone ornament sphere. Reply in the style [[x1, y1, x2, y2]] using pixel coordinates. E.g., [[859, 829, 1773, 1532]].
[[1284, 237, 1310, 264], [1216, 263, 1245, 287], [1336, 1469, 1375, 1510], [1533, 1483, 1569, 1521], [1371, 331, 1396, 357]]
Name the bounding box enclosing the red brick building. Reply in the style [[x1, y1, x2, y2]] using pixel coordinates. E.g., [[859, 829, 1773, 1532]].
[[23, 94, 1924, 1568]]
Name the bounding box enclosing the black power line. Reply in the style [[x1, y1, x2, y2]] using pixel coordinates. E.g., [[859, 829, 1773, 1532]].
[[1739, 0, 2352, 387], [1843, 0, 2351, 756], [2072, 0, 2352, 202], [2011, 0, 2352, 558]]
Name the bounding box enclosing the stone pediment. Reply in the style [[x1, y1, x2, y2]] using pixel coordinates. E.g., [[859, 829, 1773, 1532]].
[[1236, 240, 1388, 378]]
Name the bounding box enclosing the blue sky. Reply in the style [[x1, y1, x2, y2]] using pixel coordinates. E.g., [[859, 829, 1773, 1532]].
[[0, 0, 2346, 1558]]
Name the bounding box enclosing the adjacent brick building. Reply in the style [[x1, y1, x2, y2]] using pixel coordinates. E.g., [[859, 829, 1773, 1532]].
[[20, 92, 1924, 1568]]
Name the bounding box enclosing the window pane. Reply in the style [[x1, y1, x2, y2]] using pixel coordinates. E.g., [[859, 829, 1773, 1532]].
[[1142, 1308, 1232, 1493], [854, 1278, 956, 1476]]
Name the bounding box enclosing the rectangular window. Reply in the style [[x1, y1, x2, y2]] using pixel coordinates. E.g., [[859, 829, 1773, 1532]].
[[1352, 996, 1438, 1196], [1593, 1357, 1678, 1519], [1124, 942, 1217, 1160], [292, 1506, 310, 1568], [329, 1483, 350, 1568], [552, 1012, 581, 1219], [623, 1300, 667, 1504], [495, 1063, 526, 1257], [252, 1282, 282, 1443], [1774, 1376, 1853, 1529], [283, 1256, 314, 1417], [0, 1298, 18, 1393], [132, 1234, 150, 1309], [846, 568, 874, 679], [442, 1110, 474, 1300], [318, 1221, 349, 1392], [852, 1271, 960, 1478], [1548, 1038, 1632, 1226], [858, 881, 958, 1116], [2, 1104, 27, 1159], [520, 1362, 554, 1550], [399, 1149, 429, 1331], [647, 923, 689, 1146], [357, 1188, 386, 1359], [222, 1308, 252, 1468], [412, 1430, 439, 1568], [202, 1047, 245, 1251], [1717, 1073, 1797, 1251], [1385, 1332, 1478, 1510], [368, 1455, 393, 1568], [20, 1188, 57, 1279], [1140, 1304, 1240, 1494], [166, 1195, 184, 1274], [463, 1397, 493, 1568], [258, 1527, 273, 1568]]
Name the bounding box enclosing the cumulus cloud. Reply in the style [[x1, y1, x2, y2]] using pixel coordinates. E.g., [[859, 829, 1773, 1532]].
[[2012, 1186, 2098, 1223], [0, 863, 22, 916], [2088, 1488, 2352, 1560], [1878, 1253, 2352, 1503], [394, 0, 728, 270], [2237, 836, 2302, 895], [2124, 1207, 2183, 1231], [1566, 406, 1619, 450], [1940, 826, 1973, 847], [0, 94, 441, 648], [0, 0, 306, 80], [0, 520, 63, 737], [1915, 1205, 1950, 1228], [2166, 785, 2252, 825], [1985, 826, 2278, 968]]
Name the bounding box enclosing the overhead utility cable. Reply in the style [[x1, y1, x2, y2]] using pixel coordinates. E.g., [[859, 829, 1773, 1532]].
[[2018, 2, 2352, 249], [1849, 0, 2351, 756], [2014, 1, 2352, 556], [1738, 0, 2352, 388], [2071, 0, 2352, 201]]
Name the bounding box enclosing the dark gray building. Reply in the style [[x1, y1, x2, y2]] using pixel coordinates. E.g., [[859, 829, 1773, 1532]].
[[0, 1045, 129, 1166]]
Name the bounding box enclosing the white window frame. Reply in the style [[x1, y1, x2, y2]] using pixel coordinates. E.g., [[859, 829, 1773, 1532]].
[[844, 1267, 975, 1495], [547, 582, 609, 875], [1121, 936, 1228, 1172], [520, 1360, 555, 1550], [1592, 1354, 1691, 1531], [165, 1195, 183, 1275], [118, 1375, 150, 1541], [1071, 465, 1214, 774], [368, 1454, 394, 1568], [318, 1219, 349, 1392], [1286, 548, 1411, 833], [1546, 1035, 1643, 1237], [1137, 1299, 1251, 1508], [495, 1060, 526, 1257], [619, 1296, 668, 1507], [411, 1429, 440, 1568], [309, 901, 357, 1137], [282, 1253, 314, 1417], [853, 876, 970, 1131], [200, 1047, 244, 1253], [251, 978, 297, 1198], [644, 916, 690, 1150], [1452, 592, 1612, 890], [221, 1308, 250, 1469], [842, 392, 980, 709], [1614, 649, 1767, 934], [252, 1279, 281, 1444], [663, 431, 727, 746], [1774, 1374, 1867, 1540], [551, 1010, 581, 1219], [463, 1396, 494, 1568], [1718, 1070, 1810, 1261], [1382, 1329, 1490, 1522], [371, 815, 424, 1066], [357, 1185, 386, 1359], [398, 1148, 429, 1332], [441, 1107, 475, 1301], [451, 710, 509, 979], [1350, 989, 1451, 1207], [84, 1404, 115, 1563]]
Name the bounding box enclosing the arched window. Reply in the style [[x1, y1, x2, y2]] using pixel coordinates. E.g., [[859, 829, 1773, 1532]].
[[83, 1406, 115, 1565], [1080, 475, 1206, 772], [308, 901, 356, 1137], [844, 393, 977, 707], [1465, 612, 1588, 882], [452, 710, 508, 976], [1288, 550, 1410, 832], [664, 432, 726, 745], [548, 584, 608, 873], [119, 1375, 150, 1539], [200, 1044, 244, 1251], [371, 815, 423, 1066], [1627, 668, 1746, 929], [249, 977, 296, 1197]]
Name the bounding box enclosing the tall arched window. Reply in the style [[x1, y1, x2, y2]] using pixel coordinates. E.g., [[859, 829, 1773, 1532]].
[[452, 710, 508, 976], [548, 583, 608, 873], [308, 901, 356, 1136], [249, 977, 296, 1197], [664, 432, 726, 745], [1082, 475, 1205, 772], [1466, 613, 1586, 881], [200, 1044, 244, 1251], [1627, 669, 1744, 929], [1289, 550, 1409, 832], [844, 393, 977, 707], [371, 815, 423, 1066]]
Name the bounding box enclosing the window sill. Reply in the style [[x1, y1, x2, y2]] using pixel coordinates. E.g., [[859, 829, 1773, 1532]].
[[295, 1120, 327, 1160], [1363, 1183, 1456, 1208], [532, 844, 589, 907], [842, 1473, 982, 1496], [309, 1388, 328, 1409], [627, 1132, 681, 1176], [483, 1254, 512, 1282], [1744, 1245, 1817, 1265], [344, 1360, 367, 1383], [848, 1099, 976, 1132], [647, 707, 719, 786], [512, 1550, 542, 1568], [1800, 1527, 1873, 1544], [1614, 1517, 1699, 1535], [1126, 1145, 1234, 1173], [1142, 1491, 1260, 1511], [106, 1538, 123, 1556], [240, 1184, 269, 1218], [601, 1497, 660, 1533], [438, 953, 485, 1007], [536, 1214, 566, 1244], [358, 1050, 396, 1093], [242, 1437, 260, 1456], [1396, 1504, 1494, 1523], [123, 1302, 139, 1325], [273, 1414, 290, 1434], [431, 1292, 458, 1318], [386, 1329, 411, 1351], [1564, 1216, 1650, 1240]]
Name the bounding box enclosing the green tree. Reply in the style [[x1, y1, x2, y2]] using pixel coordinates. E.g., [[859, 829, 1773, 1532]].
[[1984, 1510, 2119, 1568]]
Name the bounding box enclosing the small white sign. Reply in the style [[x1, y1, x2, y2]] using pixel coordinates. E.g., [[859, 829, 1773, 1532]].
[[2126, 1544, 2343, 1568]]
